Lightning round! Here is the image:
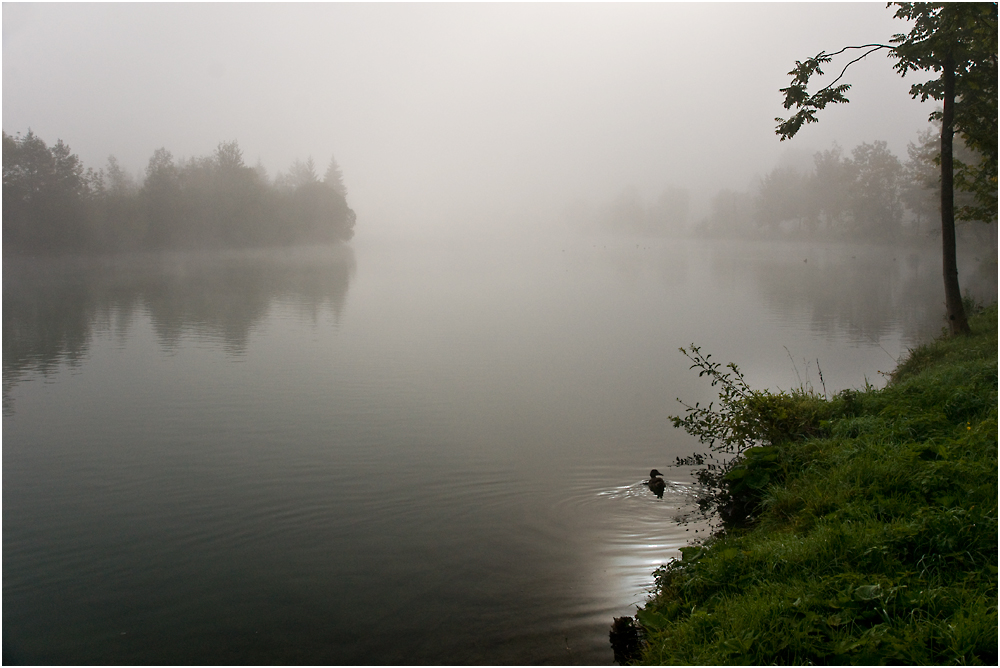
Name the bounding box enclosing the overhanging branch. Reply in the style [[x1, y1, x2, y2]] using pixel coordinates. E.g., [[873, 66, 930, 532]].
[[814, 44, 893, 97], [776, 43, 894, 140]]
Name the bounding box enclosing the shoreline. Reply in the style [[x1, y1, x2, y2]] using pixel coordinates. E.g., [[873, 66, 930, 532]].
[[621, 303, 998, 665]]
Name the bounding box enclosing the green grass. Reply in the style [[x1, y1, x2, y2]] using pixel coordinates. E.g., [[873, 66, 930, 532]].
[[635, 305, 997, 665]]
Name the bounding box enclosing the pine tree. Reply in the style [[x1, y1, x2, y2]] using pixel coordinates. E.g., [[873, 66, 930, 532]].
[[323, 154, 347, 198]]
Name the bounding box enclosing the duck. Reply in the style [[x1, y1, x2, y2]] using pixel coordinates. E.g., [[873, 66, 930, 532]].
[[646, 469, 666, 499]]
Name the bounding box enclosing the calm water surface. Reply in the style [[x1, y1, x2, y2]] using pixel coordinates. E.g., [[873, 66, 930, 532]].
[[4, 232, 994, 664]]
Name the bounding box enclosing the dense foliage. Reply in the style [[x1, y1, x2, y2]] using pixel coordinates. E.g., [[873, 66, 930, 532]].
[[670, 346, 837, 531], [891, 2, 998, 224], [2, 131, 355, 256], [629, 304, 997, 665]]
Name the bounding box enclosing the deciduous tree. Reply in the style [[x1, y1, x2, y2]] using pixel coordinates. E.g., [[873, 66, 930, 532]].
[[847, 140, 905, 239], [2, 130, 90, 252], [775, 2, 997, 335]]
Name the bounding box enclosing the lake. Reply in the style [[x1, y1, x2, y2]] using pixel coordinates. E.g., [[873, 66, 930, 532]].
[[3, 230, 995, 664]]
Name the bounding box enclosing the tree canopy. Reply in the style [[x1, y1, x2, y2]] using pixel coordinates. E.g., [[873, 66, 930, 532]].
[[774, 2, 997, 335], [2, 132, 356, 256], [776, 2, 997, 223]]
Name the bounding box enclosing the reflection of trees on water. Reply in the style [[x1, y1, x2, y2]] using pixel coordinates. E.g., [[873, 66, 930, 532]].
[[708, 240, 995, 349], [3, 245, 355, 414]]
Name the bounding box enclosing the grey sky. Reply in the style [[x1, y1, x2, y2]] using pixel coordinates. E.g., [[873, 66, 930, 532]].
[[3, 3, 935, 232]]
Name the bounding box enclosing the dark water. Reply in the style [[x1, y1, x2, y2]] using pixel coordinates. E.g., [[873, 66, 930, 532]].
[[3, 234, 995, 664]]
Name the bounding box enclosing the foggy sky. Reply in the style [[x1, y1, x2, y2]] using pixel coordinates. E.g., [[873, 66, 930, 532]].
[[3, 3, 936, 234]]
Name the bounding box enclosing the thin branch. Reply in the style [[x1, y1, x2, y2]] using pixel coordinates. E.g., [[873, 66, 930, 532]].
[[814, 44, 893, 97], [819, 43, 894, 59]]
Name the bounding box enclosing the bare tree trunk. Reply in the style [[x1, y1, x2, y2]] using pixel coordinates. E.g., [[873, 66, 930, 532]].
[[940, 55, 971, 335]]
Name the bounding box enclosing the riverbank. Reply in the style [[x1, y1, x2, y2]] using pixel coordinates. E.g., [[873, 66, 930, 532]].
[[631, 303, 997, 665]]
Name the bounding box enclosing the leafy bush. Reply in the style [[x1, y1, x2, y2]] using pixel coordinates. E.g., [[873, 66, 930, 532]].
[[629, 304, 998, 666], [670, 345, 833, 530]]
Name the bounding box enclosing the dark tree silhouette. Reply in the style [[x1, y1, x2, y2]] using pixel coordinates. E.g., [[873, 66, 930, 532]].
[[2, 135, 357, 255], [2, 130, 94, 252], [776, 2, 997, 336]]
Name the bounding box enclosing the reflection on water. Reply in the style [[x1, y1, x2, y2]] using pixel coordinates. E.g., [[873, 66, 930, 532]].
[[3, 235, 993, 664], [3, 244, 355, 414], [709, 239, 996, 349]]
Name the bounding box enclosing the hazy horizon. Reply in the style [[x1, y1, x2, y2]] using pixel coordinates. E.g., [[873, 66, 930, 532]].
[[4, 3, 937, 235], [5, 6, 996, 663]]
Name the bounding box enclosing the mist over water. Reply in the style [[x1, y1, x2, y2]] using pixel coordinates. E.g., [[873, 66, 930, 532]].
[[5, 227, 994, 664], [3, 3, 997, 664], [3, 3, 935, 227]]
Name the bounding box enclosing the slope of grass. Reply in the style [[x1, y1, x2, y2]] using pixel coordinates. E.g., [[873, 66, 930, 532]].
[[635, 305, 997, 665]]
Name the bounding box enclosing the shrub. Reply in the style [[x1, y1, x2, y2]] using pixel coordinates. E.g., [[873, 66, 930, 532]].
[[629, 304, 998, 666], [670, 345, 833, 531]]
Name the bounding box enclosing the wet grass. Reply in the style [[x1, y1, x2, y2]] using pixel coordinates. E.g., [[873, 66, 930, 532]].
[[634, 304, 997, 665]]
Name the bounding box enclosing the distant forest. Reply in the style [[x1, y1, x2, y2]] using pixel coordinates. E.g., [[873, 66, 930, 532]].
[[581, 129, 996, 246], [2, 130, 355, 256], [699, 132, 995, 242]]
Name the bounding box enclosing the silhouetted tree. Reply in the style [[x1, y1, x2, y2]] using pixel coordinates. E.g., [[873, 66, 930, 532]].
[[210, 140, 268, 247], [776, 2, 997, 335], [2, 130, 90, 253], [287, 181, 356, 243], [4, 132, 357, 255], [87, 155, 142, 251], [847, 140, 904, 239], [277, 157, 319, 191], [324, 154, 348, 198], [142, 147, 183, 248], [808, 144, 852, 234], [902, 128, 942, 235], [215, 140, 244, 172], [104, 156, 137, 197], [903, 124, 992, 238]]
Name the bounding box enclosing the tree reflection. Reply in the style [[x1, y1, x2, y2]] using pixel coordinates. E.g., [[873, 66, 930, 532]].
[[708, 240, 996, 348], [3, 245, 355, 414]]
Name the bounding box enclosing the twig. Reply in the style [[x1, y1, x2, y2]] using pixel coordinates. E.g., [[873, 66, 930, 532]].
[[816, 358, 828, 399], [784, 345, 803, 389]]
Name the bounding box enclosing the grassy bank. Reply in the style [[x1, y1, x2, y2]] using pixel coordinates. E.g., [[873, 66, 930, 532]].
[[633, 304, 997, 665]]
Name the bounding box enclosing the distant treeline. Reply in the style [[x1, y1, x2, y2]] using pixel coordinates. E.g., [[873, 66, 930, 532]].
[[567, 185, 691, 236], [577, 129, 995, 245], [699, 131, 995, 242], [2, 130, 356, 256]]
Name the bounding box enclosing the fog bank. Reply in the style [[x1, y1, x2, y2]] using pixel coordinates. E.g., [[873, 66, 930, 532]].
[[4, 3, 933, 237]]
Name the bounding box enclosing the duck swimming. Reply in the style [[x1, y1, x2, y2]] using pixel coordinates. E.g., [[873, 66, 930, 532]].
[[646, 469, 666, 499]]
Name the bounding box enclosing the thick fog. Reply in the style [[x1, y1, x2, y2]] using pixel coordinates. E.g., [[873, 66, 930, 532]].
[[6, 7, 996, 664], [4, 3, 934, 237]]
